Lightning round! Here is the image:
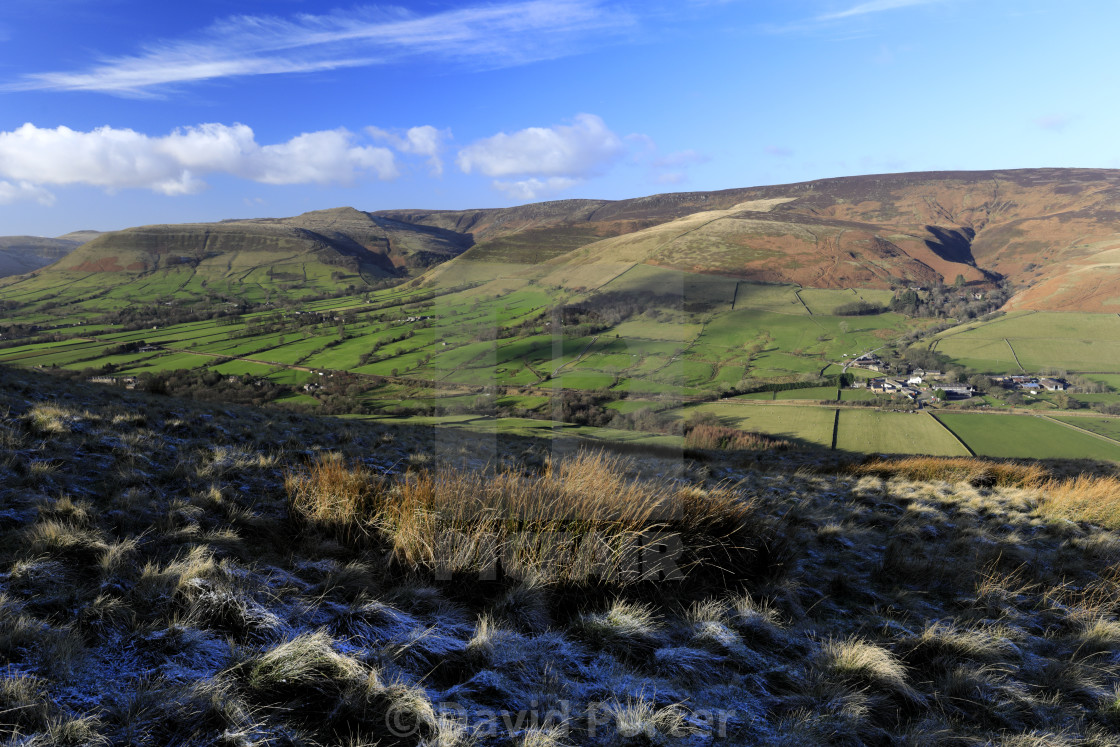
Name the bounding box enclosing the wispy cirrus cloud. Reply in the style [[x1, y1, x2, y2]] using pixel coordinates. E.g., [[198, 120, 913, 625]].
[[7, 1, 634, 97], [764, 0, 951, 35], [815, 0, 947, 22]]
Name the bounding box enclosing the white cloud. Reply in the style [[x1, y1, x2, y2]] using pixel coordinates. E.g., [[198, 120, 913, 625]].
[[816, 0, 946, 21], [0, 180, 54, 206], [492, 176, 582, 201], [248, 130, 397, 184], [457, 113, 624, 179], [0, 122, 397, 198], [368, 125, 450, 176], [8, 1, 633, 97]]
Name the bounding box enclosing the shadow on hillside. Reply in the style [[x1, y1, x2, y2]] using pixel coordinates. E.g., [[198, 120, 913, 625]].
[[924, 225, 977, 265]]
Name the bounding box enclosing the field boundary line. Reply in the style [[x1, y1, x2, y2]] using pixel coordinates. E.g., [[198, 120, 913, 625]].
[[794, 288, 813, 315], [830, 409, 839, 450], [551, 334, 600, 377], [1037, 414, 1120, 447], [1004, 338, 1025, 372], [928, 412, 976, 456]]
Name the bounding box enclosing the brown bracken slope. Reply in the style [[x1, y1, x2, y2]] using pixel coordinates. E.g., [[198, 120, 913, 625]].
[[28, 169, 1120, 310], [378, 168, 1120, 310]]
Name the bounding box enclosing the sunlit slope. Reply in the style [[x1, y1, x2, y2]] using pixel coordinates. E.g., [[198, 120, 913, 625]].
[[0, 208, 475, 307], [528, 198, 954, 291], [53, 207, 470, 277], [11, 168, 1120, 311], [397, 169, 1120, 310]]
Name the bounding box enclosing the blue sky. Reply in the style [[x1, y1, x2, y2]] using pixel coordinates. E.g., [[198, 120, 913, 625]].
[[0, 0, 1115, 236]]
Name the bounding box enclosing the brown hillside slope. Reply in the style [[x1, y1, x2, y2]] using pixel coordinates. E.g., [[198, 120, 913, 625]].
[[382, 169, 1120, 307], [54, 207, 472, 277]]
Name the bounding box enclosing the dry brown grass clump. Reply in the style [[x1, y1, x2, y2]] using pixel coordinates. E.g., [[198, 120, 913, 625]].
[[684, 423, 790, 452], [1037, 474, 1120, 529], [285, 452, 385, 543], [287, 450, 772, 585], [851, 456, 1049, 489]]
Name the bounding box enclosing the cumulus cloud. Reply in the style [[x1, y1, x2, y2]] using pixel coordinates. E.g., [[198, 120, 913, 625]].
[[492, 177, 582, 201], [368, 125, 451, 175], [9, 1, 633, 97], [457, 113, 624, 179], [455, 113, 627, 200], [0, 122, 398, 201], [0, 180, 54, 206]]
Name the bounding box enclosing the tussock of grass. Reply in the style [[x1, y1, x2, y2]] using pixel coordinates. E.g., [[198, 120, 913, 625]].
[[897, 622, 1019, 672], [245, 630, 363, 697], [851, 456, 1050, 488], [22, 519, 108, 566], [575, 600, 663, 656], [684, 423, 790, 451], [517, 725, 571, 747], [0, 673, 51, 738], [289, 450, 773, 585], [604, 696, 693, 744], [22, 404, 73, 436], [1038, 474, 1120, 529], [817, 636, 917, 700], [285, 452, 384, 543]]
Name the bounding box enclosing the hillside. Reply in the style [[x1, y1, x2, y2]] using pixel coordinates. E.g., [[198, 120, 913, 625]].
[[7, 169, 1120, 309], [0, 234, 90, 278], [381, 168, 1120, 309], [53, 207, 471, 278], [4, 364, 1120, 744]]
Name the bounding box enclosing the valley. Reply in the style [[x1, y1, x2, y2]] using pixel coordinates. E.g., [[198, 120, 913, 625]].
[[6, 170, 1120, 744], [5, 169, 1120, 462]]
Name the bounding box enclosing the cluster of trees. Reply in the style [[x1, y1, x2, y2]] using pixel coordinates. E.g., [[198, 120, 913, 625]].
[[553, 292, 684, 337], [0, 325, 54, 347], [64, 367, 290, 407], [93, 299, 248, 332], [888, 283, 1011, 320], [832, 301, 886, 316]]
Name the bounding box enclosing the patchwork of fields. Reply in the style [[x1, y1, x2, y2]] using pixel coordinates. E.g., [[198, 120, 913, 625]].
[[0, 266, 928, 403], [665, 401, 1120, 460], [5, 257, 1120, 462]]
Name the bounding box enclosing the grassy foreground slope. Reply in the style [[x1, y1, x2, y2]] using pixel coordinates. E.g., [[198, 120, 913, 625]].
[[4, 365, 1120, 744]]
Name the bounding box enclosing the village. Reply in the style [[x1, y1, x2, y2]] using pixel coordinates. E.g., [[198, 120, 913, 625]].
[[847, 353, 1067, 407]]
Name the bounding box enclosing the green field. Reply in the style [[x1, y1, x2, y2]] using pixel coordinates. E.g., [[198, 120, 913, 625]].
[[836, 410, 969, 456], [674, 402, 836, 449], [775, 386, 838, 401], [1051, 416, 1120, 443], [935, 412, 1120, 461], [933, 311, 1120, 373]]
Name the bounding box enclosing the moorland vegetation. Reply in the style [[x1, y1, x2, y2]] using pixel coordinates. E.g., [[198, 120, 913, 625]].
[[4, 366, 1120, 744]]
